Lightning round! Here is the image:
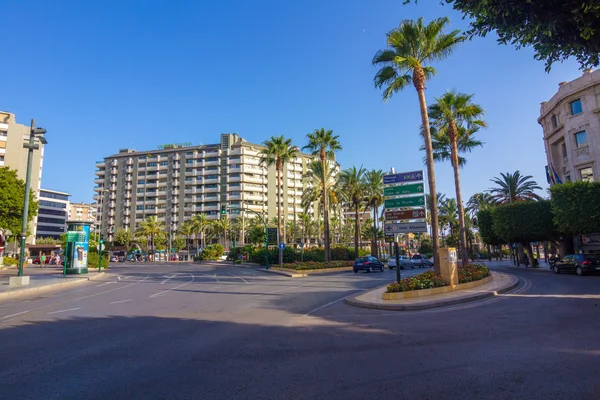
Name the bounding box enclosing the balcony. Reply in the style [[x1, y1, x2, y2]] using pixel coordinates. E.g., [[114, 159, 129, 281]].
[[204, 186, 219, 193], [227, 193, 241, 201], [184, 188, 196, 195], [171, 190, 179, 196], [95, 160, 106, 168], [94, 169, 105, 176], [244, 194, 264, 202], [172, 180, 179, 186], [185, 170, 195, 177], [126, 175, 132, 182], [94, 178, 104, 185], [203, 178, 219, 185], [126, 167, 133, 174], [173, 171, 180, 178], [110, 177, 117, 184], [157, 198, 167, 205], [173, 154, 180, 160], [229, 166, 241, 173], [243, 157, 261, 166], [228, 175, 241, 183], [146, 181, 158, 188], [126, 158, 133, 165], [243, 165, 264, 175], [203, 159, 219, 167], [204, 204, 219, 211], [108, 210, 115, 217], [92, 194, 99, 201], [243, 175, 264, 184], [109, 201, 116, 208]]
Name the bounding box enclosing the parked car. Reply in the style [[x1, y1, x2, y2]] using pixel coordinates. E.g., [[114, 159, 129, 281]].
[[353, 256, 385, 273], [109, 255, 118, 262], [388, 255, 414, 270], [32, 256, 50, 264], [411, 254, 434, 268], [553, 254, 600, 276]]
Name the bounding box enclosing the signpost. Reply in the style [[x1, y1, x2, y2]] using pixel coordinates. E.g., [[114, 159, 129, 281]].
[[384, 208, 426, 221], [383, 183, 424, 197], [383, 170, 424, 185], [279, 243, 285, 250], [384, 196, 425, 209], [267, 228, 278, 245], [384, 222, 428, 234]]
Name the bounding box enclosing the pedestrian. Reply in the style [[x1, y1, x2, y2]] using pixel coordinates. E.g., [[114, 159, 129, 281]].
[[40, 254, 46, 268]]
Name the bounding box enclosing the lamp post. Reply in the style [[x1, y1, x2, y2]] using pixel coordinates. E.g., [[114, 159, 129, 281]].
[[17, 120, 47, 278], [97, 189, 109, 272]]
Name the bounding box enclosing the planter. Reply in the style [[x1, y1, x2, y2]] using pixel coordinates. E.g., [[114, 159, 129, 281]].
[[382, 275, 492, 300]]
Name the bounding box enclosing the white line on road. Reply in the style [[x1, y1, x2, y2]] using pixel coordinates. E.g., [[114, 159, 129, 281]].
[[96, 282, 116, 287], [227, 272, 249, 284], [47, 308, 80, 315], [1, 310, 31, 320], [303, 290, 369, 317], [198, 273, 220, 283], [110, 299, 132, 304], [149, 274, 195, 298], [161, 274, 178, 284]]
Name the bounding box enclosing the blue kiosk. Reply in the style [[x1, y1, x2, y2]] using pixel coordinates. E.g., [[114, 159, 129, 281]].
[[64, 221, 91, 275]]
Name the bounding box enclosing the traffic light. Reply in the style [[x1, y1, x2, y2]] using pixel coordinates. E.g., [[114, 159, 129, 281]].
[[100, 239, 104, 244], [221, 205, 227, 215]]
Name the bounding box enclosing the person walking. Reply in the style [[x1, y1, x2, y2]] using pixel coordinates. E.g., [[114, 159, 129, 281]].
[[40, 254, 46, 268]]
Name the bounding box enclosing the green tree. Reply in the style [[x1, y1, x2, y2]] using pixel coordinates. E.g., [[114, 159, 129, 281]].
[[114, 228, 133, 252], [428, 91, 487, 265], [365, 169, 384, 257], [135, 216, 165, 261], [467, 192, 494, 216], [247, 225, 266, 246], [178, 221, 194, 260], [476, 209, 504, 246], [259, 136, 298, 265], [337, 166, 366, 257], [405, 0, 600, 71], [372, 17, 464, 274], [191, 213, 209, 250], [301, 159, 339, 245], [488, 171, 542, 204], [0, 167, 38, 237], [550, 181, 600, 234], [172, 236, 186, 253]]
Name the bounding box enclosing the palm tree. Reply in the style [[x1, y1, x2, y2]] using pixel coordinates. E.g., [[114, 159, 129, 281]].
[[303, 128, 342, 263], [428, 91, 487, 265], [425, 192, 446, 237], [259, 136, 298, 266], [135, 216, 165, 261], [337, 166, 366, 257], [467, 192, 494, 216], [373, 17, 464, 274], [298, 212, 312, 245], [211, 216, 231, 246], [178, 221, 194, 261], [301, 159, 339, 245], [488, 171, 542, 204], [365, 169, 384, 257], [191, 213, 209, 251], [439, 198, 459, 244]]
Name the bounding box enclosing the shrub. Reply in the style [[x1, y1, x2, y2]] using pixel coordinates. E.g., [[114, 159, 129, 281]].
[[386, 270, 447, 293], [199, 244, 225, 261], [2, 256, 18, 266], [87, 252, 109, 269], [281, 260, 354, 270], [457, 263, 491, 284]]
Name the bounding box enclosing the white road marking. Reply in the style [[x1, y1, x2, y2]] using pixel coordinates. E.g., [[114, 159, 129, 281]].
[[149, 274, 195, 298], [198, 273, 220, 282], [227, 272, 249, 284], [47, 308, 80, 315], [1, 310, 31, 320], [96, 282, 116, 287], [110, 299, 132, 304], [303, 290, 369, 317], [160, 274, 178, 284]]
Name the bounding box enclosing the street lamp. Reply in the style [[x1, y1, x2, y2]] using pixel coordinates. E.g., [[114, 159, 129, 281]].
[[97, 189, 109, 272], [17, 120, 47, 278]]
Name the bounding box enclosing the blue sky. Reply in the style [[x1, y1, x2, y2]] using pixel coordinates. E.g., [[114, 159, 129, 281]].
[[1, 0, 583, 203]]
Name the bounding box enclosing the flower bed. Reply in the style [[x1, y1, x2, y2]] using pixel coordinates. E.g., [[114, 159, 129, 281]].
[[282, 261, 354, 270], [386, 263, 491, 293], [458, 263, 491, 283]]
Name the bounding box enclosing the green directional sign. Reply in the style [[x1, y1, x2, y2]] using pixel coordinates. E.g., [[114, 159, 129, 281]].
[[384, 195, 425, 209], [384, 183, 424, 197]]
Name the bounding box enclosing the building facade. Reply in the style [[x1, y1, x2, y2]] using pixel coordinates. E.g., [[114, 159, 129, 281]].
[[539, 68, 600, 183], [68, 202, 96, 224], [0, 111, 45, 243], [36, 189, 70, 240], [94, 133, 328, 243]]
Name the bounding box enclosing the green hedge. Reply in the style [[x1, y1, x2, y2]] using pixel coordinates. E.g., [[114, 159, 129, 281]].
[[87, 252, 109, 269], [491, 200, 558, 243], [551, 181, 600, 234], [249, 246, 369, 265], [199, 244, 224, 260]]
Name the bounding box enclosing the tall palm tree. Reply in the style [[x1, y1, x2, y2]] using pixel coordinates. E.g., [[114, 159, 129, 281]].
[[428, 91, 487, 265], [303, 128, 342, 263], [259, 136, 298, 266], [178, 221, 194, 261], [373, 17, 464, 274], [301, 160, 339, 244], [365, 169, 384, 257], [337, 166, 366, 257], [488, 171, 542, 204], [191, 213, 209, 251], [135, 216, 165, 261], [467, 192, 494, 216], [439, 198, 459, 240], [211, 216, 231, 246]]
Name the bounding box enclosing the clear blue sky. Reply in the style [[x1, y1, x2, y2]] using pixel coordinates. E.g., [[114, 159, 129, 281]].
[[1, 0, 583, 203]]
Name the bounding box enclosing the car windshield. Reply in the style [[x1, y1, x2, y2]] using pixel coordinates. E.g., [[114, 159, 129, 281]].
[[356, 257, 369, 262], [411, 255, 420, 259]]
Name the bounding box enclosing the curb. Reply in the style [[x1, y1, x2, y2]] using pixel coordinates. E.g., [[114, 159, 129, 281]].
[[256, 268, 307, 278], [344, 272, 520, 311], [0, 272, 106, 299]]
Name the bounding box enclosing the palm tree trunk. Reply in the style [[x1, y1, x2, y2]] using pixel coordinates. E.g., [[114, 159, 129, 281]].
[[354, 203, 360, 257], [414, 68, 440, 275], [277, 164, 283, 266], [321, 152, 330, 263], [449, 122, 469, 266], [372, 206, 377, 257]]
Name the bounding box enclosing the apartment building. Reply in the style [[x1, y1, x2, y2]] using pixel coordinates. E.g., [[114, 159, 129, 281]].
[[68, 202, 96, 224], [539, 68, 600, 183], [36, 189, 70, 240], [0, 111, 45, 243], [94, 133, 327, 242]]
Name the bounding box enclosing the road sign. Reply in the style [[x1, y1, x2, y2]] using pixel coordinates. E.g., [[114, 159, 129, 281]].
[[383, 170, 424, 185], [384, 208, 426, 221], [267, 228, 278, 244], [384, 196, 425, 209], [384, 182, 424, 197], [279, 243, 286, 250], [385, 222, 428, 233]]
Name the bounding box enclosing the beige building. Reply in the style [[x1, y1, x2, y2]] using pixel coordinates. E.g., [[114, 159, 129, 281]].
[[68, 202, 96, 224], [539, 68, 600, 183], [0, 111, 45, 243], [94, 133, 332, 243]]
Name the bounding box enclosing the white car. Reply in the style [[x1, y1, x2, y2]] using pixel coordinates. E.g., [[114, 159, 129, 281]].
[[388, 255, 414, 270]]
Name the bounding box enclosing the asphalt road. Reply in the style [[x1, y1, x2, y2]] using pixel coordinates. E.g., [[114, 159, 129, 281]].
[[1, 261, 598, 400]]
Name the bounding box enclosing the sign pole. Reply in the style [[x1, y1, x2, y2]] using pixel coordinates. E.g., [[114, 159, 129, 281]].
[[395, 239, 401, 283]]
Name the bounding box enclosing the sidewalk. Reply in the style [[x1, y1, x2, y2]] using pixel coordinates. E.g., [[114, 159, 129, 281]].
[[345, 271, 519, 311], [0, 265, 106, 299]]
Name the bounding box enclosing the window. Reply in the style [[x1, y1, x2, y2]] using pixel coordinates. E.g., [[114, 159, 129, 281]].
[[186, 152, 193, 156], [206, 184, 218, 189], [137, 188, 145, 193], [136, 197, 144, 202], [206, 157, 218, 162], [147, 171, 157, 176], [139, 156, 146, 160], [206, 166, 218, 170], [138, 179, 145, 184], [561, 142, 567, 158], [0, 131, 7, 137], [139, 163, 146, 168], [40, 191, 70, 201], [206, 174, 218, 180], [575, 131, 588, 148], [148, 162, 157, 167], [580, 167, 594, 182], [160, 161, 168, 166], [570, 99, 583, 115], [39, 200, 67, 208], [186, 159, 194, 164], [551, 114, 559, 129], [138, 171, 146, 176], [136, 205, 144, 210], [0, 155, 4, 162], [185, 177, 194, 181]]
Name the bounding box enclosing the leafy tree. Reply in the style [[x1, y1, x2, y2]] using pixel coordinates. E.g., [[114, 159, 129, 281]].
[[337, 166, 366, 257], [0, 167, 38, 237], [301, 159, 339, 245], [364, 169, 384, 257], [488, 171, 542, 204], [191, 213, 209, 250], [247, 225, 266, 246], [178, 221, 194, 260], [467, 192, 494, 216], [303, 128, 342, 263], [476, 209, 504, 246], [418, 238, 433, 255], [372, 17, 464, 274], [135, 216, 165, 261], [259, 135, 298, 265], [172, 237, 186, 253], [427, 91, 486, 265], [405, 0, 600, 71], [550, 181, 600, 234], [114, 228, 133, 251]]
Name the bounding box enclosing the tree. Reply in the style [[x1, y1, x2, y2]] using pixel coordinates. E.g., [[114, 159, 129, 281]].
[[259, 136, 298, 266], [178, 221, 194, 261], [210, 216, 231, 245], [0, 167, 38, 237], [467, 192, 494, 216], [373, 17, 464, 274], [135, 216, 165, 261], [337, 166, 366, 257], [365, 169, 384, 257], [488, 171, 542, 204], [303, 128, 342, 263], [428, 91, 487, 265], [114, 228, 133, 252], [476, 208, 504, 247], [191, 213, 209, 251], [301, 159, 339, 245], [550, 181, 600, 235], [405, 0, 600, 71], [172, 237, 186, 253]]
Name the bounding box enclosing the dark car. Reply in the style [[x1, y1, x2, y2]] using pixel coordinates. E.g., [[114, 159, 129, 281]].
[[411, 254, 433, 268], [353, 256, 385, 273], [554, 254, 600, 276]]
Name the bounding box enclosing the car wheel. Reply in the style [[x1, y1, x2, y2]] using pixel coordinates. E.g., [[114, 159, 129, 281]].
[[576, 266, 584, 276], [353, 269, 358, 274], [380, 266, 385, 272], [553, 266, 560, 274]]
